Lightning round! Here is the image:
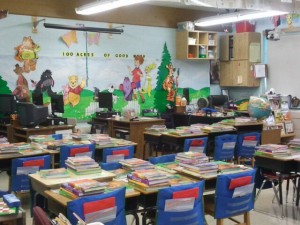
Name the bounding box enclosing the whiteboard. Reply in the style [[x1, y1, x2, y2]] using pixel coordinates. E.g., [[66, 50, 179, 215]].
[[267, 33, 300, 96]]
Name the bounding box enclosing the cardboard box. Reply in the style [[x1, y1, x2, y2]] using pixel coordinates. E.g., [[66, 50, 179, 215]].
[[236, 21, 255, 33]]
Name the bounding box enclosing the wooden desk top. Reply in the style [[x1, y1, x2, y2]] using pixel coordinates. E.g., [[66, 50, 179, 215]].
[[281, 133, 295, 138], [44, 185, 140, 207], [13, 124, 74, 131], [0, 149, 50, 160], [29, 170, 116, 189], [109, 117, 165, 124], [161, 132, 208, 138], [219, 121, 263, 127], [254, 152, 300, 161]]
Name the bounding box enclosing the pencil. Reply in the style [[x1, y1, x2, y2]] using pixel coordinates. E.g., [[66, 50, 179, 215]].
[[73, 212, 86, 225]]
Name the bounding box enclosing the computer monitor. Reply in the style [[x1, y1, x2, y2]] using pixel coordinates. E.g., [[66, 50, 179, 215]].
[[98, 92, 113, 112], [208, 95, 228, 109], [50, 94, 64, 117], [0, 94, 16, 116], [32, 92, 43, 106], [16, 102, 48, 127]]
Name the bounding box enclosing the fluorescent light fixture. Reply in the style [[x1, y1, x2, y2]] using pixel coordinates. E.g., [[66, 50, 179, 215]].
[[44, 23, 124, 34], [76, 0, 150, 15], [195, 10, 288, 27]]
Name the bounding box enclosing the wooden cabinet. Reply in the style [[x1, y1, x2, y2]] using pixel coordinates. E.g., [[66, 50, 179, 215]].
[[176, 30, 218, 60], [220, 32, 261, 87]]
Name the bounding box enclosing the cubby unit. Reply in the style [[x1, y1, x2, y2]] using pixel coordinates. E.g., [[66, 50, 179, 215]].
[[176, 30, 218, 60]]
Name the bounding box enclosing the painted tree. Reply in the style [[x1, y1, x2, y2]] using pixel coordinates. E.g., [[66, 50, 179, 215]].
[[154, 42, 172, 113], [0, 75, 11, 94]]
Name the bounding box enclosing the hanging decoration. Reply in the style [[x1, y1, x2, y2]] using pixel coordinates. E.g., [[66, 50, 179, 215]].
[[61, 30, 78, 48]]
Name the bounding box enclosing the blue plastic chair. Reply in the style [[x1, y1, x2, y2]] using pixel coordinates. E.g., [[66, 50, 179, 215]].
[[60, 143, 96, 167], [183, 137, 208, 153], [11, 155, 51, 192], [100, 162, 122, 171], [209, 169, 256, 225], [67, 187, 126, 225], [102, 146, 134, 163], [214, 134, 237, 162], [235, 132, 260, 167], [155, 181, 205, 225], [148, 154, 176, 165]]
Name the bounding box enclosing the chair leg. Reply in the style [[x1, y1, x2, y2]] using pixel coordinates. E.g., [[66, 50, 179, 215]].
[[255, 179, 267, 201], [244, 211, 250, 225], [216, 219, 224, 225]]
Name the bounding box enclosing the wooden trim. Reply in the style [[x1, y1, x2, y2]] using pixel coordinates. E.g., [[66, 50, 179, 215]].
[[1, 0, 214, 28]]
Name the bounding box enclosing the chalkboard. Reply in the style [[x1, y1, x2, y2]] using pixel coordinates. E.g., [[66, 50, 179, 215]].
[[267, 33, 300, 96]]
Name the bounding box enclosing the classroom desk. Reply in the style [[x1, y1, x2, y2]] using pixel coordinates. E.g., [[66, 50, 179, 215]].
[[92, 117, 165, 159], [295, 158, 300, 206], [10, 125, 75, 143], [29, 170, 116, 197], [0, 207, 26, 225], [0, 149, 51, 171], [254, 154, 298, 205], [44, 187, 141, 219], [219, 121, 263, 133], [143, 132, 162, 160]]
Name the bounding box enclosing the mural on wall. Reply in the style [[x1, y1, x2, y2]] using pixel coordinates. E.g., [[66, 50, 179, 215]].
[[12, 64, 30, 102], [15, 36, 40, 73], [0, 14, 211, 121], [31, 69, 55, 97], [64, 75, 86, 107]]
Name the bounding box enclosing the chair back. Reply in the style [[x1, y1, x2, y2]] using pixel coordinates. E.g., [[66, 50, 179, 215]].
[[33, 206, 52, 225], [214, 169, 256, 219], [148, 154, 176, 165], [102, 146, 134, 163], [156, 181, 205, 225], [100, 162, 122, 171], [11, 155, 51, 192], [214, 134, 237, 161], [183, 137, 208, 153], [60, 143, 96, 167], [235, 132, 261, 158], [67, 187, 126, 225]]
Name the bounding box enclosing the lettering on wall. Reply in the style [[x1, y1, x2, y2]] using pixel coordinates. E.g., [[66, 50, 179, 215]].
[[62, 52, 95, 57]]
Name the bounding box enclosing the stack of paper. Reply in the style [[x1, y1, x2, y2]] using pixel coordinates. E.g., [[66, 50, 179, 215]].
[[66, 156, 102, 175]]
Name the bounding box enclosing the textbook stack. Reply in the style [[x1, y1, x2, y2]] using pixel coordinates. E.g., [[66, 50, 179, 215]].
[[175, 152, 218, 176], [168, 126, 204, 136], [127, 169, 169, 192], [59, 179, 107, 199], [39, 168, 70, 179], [89, 134, 112, 146], [66, 156, 102, 175], [201, 123, 235, 133], [288, 139, 300, 150], [0, 142, 32, 154], [29, 134, 55, 143], [119, 158, 155, 171], [255, 144, 291, 157]]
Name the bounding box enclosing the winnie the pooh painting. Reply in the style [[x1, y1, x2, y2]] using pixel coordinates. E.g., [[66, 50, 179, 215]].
[[64, 75, 86, 107]]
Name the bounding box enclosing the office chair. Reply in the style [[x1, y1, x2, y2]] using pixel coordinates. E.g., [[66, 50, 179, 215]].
[[183, 137, 208, 153], [102, 146, 134, 163], [60, 143, 96, 167], [205, 169, 256, 225], [154, 181, 205, 225], [11, 155, 51, 192], [235, 132, 260, 167], [148, 154, 176, 165], [67, 187, 126, 225], [214, 134, 237, 162]]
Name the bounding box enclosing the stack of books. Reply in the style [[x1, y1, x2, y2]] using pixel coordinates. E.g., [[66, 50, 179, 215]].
[[65, 156, 102, 175], [29, 134, 55, 143], [201, 123, 235, 133], [0, 142, 32, 154], [59, 179, 107, 199], [255, 144, 291, 157], [71, 133, 90, 141], [39, 168, 69, 179], [89, 134, 112, 146], [176, 152, 218, 176], [168, 126, 204, 136], [119, 158, 155, 171], [288, 139, 300, 150], [127, 169, 169, 192]]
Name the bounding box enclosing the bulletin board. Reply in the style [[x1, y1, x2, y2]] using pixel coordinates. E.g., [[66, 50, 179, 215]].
[[267, 33, 300, 96]]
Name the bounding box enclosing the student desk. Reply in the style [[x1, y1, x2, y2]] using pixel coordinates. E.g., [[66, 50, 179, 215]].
[[0, 149, 51, 171], [0, 207, 26, 225], [29, 170, 116, 198], [93, 117, 165, 158], [219, 121, 263, 133], [10, 125, 75, 143], [254, 154, 298, 205], [43, 186, 141, 221]]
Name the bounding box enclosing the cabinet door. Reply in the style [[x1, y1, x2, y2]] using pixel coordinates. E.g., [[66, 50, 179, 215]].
[[219, 35, 230, 61], [233, 32, 261, 61], [232, 60, 259, 87], [220, 61, 233, 86]]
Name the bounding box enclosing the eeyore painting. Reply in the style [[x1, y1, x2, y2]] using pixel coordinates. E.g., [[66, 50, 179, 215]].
[[31, 69, 55, 97]]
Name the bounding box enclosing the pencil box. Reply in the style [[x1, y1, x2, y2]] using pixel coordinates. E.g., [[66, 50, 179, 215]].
[[3, 194, 20, 208]]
